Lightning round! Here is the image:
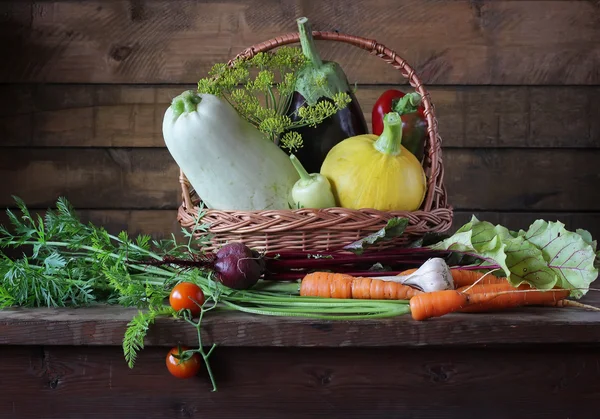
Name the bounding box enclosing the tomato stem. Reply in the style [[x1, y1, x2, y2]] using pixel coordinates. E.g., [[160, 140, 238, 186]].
[[184, 299, 219, 392]]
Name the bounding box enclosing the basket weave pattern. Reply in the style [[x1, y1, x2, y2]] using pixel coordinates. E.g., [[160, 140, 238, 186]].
[[177, 31, 453, 252]]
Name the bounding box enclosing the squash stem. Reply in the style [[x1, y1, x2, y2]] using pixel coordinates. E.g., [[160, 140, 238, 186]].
[[171, 90, 202, 118], [374, 112, 403, 156], [297, 17, 323, 67]]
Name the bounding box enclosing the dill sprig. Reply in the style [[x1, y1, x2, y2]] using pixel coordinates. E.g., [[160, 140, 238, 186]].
[[196, 46, 351, 151]]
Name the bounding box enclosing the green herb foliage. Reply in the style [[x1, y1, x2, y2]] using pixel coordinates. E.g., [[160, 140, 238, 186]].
[[197, 47, 351, 152], [123, 306, 175, 368], [0, 196, 207, 308]]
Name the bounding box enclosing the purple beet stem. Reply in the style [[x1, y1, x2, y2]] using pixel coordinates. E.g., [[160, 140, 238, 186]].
[[264, 270, 408, 281], [449, 263, 501, 270], [265, 249, 448, 268], [264, 248, 446, 259], [140, 258, 214, 269], [265, 256, 439, 270]]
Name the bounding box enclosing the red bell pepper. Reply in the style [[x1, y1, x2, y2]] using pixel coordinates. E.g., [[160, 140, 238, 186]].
[[371, 90, 427, 161]]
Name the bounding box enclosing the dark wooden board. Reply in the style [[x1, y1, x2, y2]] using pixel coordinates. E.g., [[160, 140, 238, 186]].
[[2, 344, 600, 419], [1, 84, 598, 148], [1, 295, 600, 347], [1, 1, 598, 84], [1, 148, 599, 211]]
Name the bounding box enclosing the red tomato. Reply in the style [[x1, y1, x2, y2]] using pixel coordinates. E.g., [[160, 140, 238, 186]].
[[166, 346, 202, 379], [169, 282, 205, 316]]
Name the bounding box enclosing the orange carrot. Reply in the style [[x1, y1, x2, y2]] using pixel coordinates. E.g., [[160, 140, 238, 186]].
[[457, 282, 570, 313], [450, 269, 507, 288], [542, 299, 600, 311], [397, 268, 418, 276], [463, 283, 599, 311], [399, 267, 507, 289], [300, 272, 422, 300], [458, 282, 518, 295], [456, 276, 510, 294], [409, 290, 470, 321], [409, 286, 571, 321]]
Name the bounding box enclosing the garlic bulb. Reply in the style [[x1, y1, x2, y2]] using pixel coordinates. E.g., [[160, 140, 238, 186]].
[[376, 258, 453, 292]]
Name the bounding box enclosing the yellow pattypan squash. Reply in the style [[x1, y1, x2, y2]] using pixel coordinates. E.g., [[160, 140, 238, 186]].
[[320, 112, 427, 211]]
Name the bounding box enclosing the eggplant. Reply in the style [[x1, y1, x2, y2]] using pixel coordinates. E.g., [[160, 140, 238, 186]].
[[284, 17, 369, 174]]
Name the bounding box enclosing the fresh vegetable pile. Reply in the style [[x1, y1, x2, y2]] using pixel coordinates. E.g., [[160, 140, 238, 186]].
[[165, 17, 427, 212], [1, 197, 599, 391], [1, 16, 599, 392]]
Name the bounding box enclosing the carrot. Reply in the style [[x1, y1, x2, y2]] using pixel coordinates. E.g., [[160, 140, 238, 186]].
[[456, 276, 516, 294], [458, 282, 570, 313], [409, 290, 470, 321], [463, 283, 600, 311], [542, 299, 600, 311], [400, 267, 507, 289], [397, 268, 418, 276], [409, 286, 571, 320], [300, 272, 422, 300], [459, 282, 519, 295], [450, 269, 508, 288]]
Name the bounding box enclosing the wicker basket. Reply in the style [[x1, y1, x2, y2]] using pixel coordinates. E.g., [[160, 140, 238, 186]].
[[177, 30, 453, 252]]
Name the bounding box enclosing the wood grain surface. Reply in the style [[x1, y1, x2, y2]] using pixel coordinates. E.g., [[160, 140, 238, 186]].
[[1, 2, 599, 418], [1, 148, 599, 211], [1, 84, 598, 148], [1, 0, 598, 84], [1, 0, 599, 240], [2, 344, 599, 419], [1, 291, 600, 347]]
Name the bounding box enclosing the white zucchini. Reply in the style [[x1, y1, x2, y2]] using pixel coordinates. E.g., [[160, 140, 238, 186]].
[[162, 91, 300, 210]]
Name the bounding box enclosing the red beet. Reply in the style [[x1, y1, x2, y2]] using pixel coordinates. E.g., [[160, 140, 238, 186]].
[[213, 243, 264, 290]]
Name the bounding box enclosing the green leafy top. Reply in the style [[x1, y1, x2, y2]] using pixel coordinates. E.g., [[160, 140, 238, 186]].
[[0, 196, 212, 309], [430, 216, 599, 298], [196, 46, 351, 152], [343, 217, 409, 255]]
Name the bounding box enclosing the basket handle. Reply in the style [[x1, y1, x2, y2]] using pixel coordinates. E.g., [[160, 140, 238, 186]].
[[181, 30, 447, 213]]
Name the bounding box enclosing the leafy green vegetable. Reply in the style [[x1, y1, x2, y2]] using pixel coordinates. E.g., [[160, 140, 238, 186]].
[[495, 224, 557, 290], [430, 216, 599, 298], [196, 46, 351, 151], [408, 231, 451, 248], [343, 217, 409, 255], [519, 220, 598, 298], [576, 228, 596, 251], [575, 228, 600, 269], [429, 216, 508, 272]]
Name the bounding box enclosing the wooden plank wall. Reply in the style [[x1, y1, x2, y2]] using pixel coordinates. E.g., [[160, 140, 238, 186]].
[[0, 0, 599, 241]]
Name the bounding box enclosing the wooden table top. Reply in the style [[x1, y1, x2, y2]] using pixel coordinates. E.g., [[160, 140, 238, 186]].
[[1, 292, 600, 348]]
